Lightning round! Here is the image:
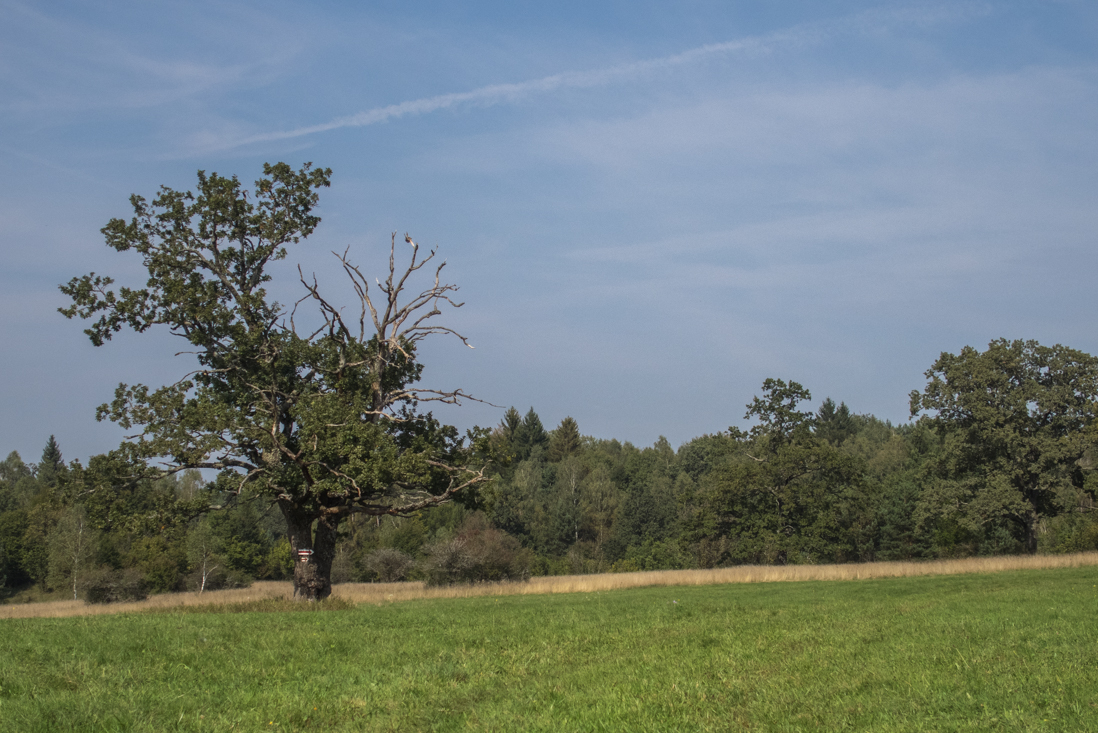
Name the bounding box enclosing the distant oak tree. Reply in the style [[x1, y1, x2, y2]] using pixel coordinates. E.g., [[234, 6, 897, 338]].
[[910, 339, 1098, 552]]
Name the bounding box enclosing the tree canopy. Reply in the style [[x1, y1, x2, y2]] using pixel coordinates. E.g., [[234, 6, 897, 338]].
[[910, 339, 1098, 551]]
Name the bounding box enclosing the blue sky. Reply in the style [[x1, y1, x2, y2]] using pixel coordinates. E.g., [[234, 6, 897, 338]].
[[2, 0, 1097, 465]]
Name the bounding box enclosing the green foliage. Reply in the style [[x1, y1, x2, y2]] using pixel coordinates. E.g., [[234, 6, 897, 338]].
[[511, 408, 549, 462], [20, 504, 58, 588], [382, 516, 430, 557], [548, 416, 582, 462], [607, 475, 677, 559], [81, 567, 149, 604], [911, 339, 1098, 553], [0, 447, 298, 595], [815, 398, 855, 445], [616, 538, 689, 571], [872, 475, 930, 560], [124, 535, 185, 593], [208, 501, 274, 578], [64, 455, 197, 535], [12, 335, 1098, 588], [266, 537, 294, 579], [490, 407, 523, 467], [699, 379, 871, 565], [46, 505, 97, 600], [36, 436, 64, 488], [362, 547, 415, 582], [0, 509, 30, 587], [1038, 510, 1098, 553], [676, 432, 740, 481], [0, 451, 32, 485], [185, 516, 223, 592], [745, 377, 814, 444], [0, 452, 39, 513]]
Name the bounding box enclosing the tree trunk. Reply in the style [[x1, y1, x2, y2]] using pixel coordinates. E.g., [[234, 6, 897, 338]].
[[1025, 510, 1039, 554], [281, 502, 339, 601]]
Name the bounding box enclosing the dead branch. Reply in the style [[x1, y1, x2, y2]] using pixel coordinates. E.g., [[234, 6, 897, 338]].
[[292, 234, 487, 420]]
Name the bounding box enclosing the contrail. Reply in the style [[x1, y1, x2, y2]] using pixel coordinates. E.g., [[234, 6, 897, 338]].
[[229, 35, 782, 149], [214, 4, 987, 151]]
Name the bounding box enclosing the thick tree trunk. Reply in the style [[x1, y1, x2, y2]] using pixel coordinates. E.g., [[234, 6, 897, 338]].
[[280, 502, 339, 601]]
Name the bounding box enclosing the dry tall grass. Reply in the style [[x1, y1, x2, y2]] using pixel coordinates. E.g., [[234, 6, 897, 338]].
[[4, 551, 1097, 620]]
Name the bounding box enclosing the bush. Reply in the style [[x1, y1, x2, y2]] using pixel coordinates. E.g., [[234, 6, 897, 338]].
[[528, 554, 570, 577], [125, 536, 185, 593], [259, 537, 293, 580], [82, 567, 148, 604], [363, 547, 415, 582], [420, 513, 530, 585], [619, 539, 689, 571], [420, 538, 474, 586], [1038, 513, 1098, 554]]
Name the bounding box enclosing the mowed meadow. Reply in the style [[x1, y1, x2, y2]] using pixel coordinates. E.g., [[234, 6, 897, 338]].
[[3, 556, 1098, 731]]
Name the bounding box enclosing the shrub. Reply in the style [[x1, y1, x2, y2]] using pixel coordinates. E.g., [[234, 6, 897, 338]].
[[260, 537, 294, 579], [619, 539, 689, 571], [363, 547, 415, 582], [420, 538, 473, 586], [1038, 513, 1098, 554], [420, 513, 530, 585], [82, 567, 148, 604]]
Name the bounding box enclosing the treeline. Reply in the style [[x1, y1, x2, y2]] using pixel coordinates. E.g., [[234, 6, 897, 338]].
[[3, 338, 1098, 601], [0, 439, 293, 601]]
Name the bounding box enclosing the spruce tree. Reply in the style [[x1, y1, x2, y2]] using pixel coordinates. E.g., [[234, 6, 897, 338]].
[[816, 399, 855, 445], [549, 417, 582, 462], [495, 407, 523, 459], [37, 436, 64, 488], [513, 408, 549, 461]]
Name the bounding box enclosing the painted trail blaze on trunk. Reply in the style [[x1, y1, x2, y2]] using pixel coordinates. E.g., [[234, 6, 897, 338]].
[[284, 506, 338, 601]]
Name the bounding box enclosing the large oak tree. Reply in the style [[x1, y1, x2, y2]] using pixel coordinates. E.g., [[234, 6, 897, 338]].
[[910, 339, 1098, 552], [60, 163, 490, 599]]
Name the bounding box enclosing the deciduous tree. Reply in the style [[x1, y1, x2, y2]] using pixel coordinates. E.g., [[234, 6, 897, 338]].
[[47, 505, 96, 600], [60, 163, 491, 599], [703, 379, 868, 564], [910, 339, 1098, 552]]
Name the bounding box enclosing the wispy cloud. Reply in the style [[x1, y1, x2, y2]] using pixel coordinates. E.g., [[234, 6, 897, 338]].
[[208, 3, 989, 153], [0, 0, 298, 115]]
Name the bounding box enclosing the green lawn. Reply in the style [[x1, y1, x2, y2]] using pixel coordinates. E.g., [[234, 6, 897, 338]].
[[2, 567, 1097, 731]]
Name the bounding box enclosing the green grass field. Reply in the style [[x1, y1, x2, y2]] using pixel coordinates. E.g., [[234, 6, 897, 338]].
[[2, 567, 1097, 732]]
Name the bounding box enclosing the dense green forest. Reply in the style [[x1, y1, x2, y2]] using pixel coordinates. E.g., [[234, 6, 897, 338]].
[[4, 338, 1097, 602]]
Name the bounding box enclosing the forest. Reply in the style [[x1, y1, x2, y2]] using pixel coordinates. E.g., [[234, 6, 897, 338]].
[[4, 337, 1097, 602]]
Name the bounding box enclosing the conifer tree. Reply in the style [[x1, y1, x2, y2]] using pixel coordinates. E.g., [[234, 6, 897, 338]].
[[816, 398, 855, 445], [549, 417, 582, 462], [37, 436, 64, 488], [513, 408, 549, 461]]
